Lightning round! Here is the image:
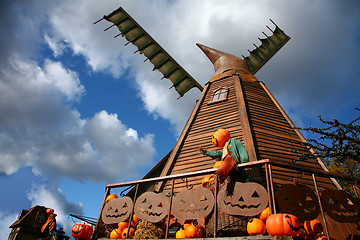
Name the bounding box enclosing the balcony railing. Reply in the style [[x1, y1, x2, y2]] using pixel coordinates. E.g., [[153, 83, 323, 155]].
[[92, 159, 357, 240]]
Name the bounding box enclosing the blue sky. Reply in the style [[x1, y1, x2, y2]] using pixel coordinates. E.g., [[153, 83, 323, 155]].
[[0, 0, 359, 238]]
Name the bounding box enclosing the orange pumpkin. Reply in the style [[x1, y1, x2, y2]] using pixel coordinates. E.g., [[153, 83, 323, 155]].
[[195, 225, 205, 238], [46, 208, 54, 215], [118, 221, 129, 233], [71, 223, 93, 240], [122, 227, 135, 239], [185, 224, 198, 238], [259, 207, 270, 222], [247, 218, 266, 235], [201, 175, 214, 187], [176, 229, 186, 239], [132, 214, 139, 224], [106, 193, 118, 202], [213, 161, 224, 168], [212, 129, 230, 147], [110, 228, 122, 239], [266, 213, 300, 237], [304, 219, 323, 235]]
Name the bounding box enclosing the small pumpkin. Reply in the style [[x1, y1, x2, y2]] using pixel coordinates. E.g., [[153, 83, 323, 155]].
[[259, 207, 270, 222], [106, 193, 118, 202], [118, 221, 130, 233], [247, 218, 266, 235], [201, 175, 214, 187], [195, 225, 205, 238], [122, 227, 135, 239], [212, 129, 230, 147], [110, 228, 123, 239], [72, 223, 93, 240], [185, 224, 198, 238], [46, 208, 54, 215], [176, 229, 186, 239], [213, 161, 224, 168], [266, 213, 300, 237], [304, 219, 323, 236]]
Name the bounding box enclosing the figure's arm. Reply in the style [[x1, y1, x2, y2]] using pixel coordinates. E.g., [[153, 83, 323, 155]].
[[198, 147, 223, 159]]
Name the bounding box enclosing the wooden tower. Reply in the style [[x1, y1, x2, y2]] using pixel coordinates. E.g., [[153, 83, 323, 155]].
[[94, 7, 360, 239]]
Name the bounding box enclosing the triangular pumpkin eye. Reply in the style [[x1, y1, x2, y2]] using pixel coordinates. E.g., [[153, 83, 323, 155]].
[[239, 196, 244, 202], [142, 198, 147, 204], [122, 202, 128, 208], [251, 191, 260, 198], [200, 195, 207, 201], [158, 202, 163, 207]]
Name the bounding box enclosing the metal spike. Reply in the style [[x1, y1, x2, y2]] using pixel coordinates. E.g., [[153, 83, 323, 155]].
[[169, 85, 174, 89], [262, 31, 269, 38], [266, 25, 274, 33], [242, 55, 245, 59], [143, 58, 148, 62], [253, 43, 258, 48], [248, 49, 251, 53], [104, 24, 115, 31], [177, 96, 182, 100], [114, 33, 122, 38], [161, 76, 166, 80], [269, 19, 277, 27], [93, 18, 104, 25], [124, 41, 131, 46]]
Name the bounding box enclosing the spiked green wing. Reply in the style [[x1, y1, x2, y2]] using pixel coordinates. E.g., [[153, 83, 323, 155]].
[[244, 25, 290, 75], [103, 7, 203, 97]]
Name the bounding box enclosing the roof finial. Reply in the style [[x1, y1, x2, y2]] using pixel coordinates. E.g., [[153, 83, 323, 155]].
[[196, 43, 250, 77]]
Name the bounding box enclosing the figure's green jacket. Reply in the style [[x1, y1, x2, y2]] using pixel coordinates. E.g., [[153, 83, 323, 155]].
[[203, 138, 249, 164]]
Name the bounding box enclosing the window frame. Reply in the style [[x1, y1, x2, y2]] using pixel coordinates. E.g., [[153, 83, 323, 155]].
[[208, 87, 229, 104]]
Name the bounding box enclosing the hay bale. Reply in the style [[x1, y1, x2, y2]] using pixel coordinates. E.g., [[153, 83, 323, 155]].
[[133, 220, 165, 239]]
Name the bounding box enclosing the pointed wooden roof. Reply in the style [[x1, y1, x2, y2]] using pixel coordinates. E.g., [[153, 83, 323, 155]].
[[153, 44, 339, 194]]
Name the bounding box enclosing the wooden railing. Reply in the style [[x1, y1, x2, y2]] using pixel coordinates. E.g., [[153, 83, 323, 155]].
[[92, 159, 355, 240]]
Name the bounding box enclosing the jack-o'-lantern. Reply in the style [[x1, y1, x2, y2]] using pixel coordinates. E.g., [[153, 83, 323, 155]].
[[275, 184, 319, 221], [259, 207, 270, 222], [321, 189, 360, 223], [102, 196, 133, 224], [247, 218, 266, 235], [217, 182, 268, 216], [266, 213, 300, 237], [134, 192, 170, 222], [212, 129, 230, 148], [172, 187, 214, 221], [71, 223, 93, 240], [304, 219, 323, 235]]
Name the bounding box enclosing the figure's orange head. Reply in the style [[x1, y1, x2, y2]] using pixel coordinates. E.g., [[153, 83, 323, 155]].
[[212, 129, 230, 147]]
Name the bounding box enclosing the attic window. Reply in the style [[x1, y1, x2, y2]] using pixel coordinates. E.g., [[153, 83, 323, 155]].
[[209, 87, 228, 104], [36, 212, 47, 223]]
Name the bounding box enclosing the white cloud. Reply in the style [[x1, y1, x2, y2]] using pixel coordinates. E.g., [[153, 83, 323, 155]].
[[0, 211, 18, 240]]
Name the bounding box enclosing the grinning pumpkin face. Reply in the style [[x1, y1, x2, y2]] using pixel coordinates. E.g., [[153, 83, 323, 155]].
[[172, 187, 214, 221], [71, 223, 93, 240], [134, 192, 170, 222], [217, 182, 268, 216], [266, 213, 300, 237], [275, 184, 319, 222], [321, 189, 360, 223], [212, 129, 230, 148], [101, 196, 133, 224]]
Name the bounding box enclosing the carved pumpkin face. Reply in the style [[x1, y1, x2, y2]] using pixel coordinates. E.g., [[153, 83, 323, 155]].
[[321, 189, 360, 223], [172, 187, 214, 221], [101, 196, 133, 224], [217, 182, 268, 216], [71, 223, 93, 240], [212, 129, 230, 147], [134, 192, 169, 222], [275, 184, 319, 222], [266, 213, 300, 237]]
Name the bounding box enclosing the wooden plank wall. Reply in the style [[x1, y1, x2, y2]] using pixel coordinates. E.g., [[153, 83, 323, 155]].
[[241, 79, 337, 190], [162, 76, 245, 193]]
